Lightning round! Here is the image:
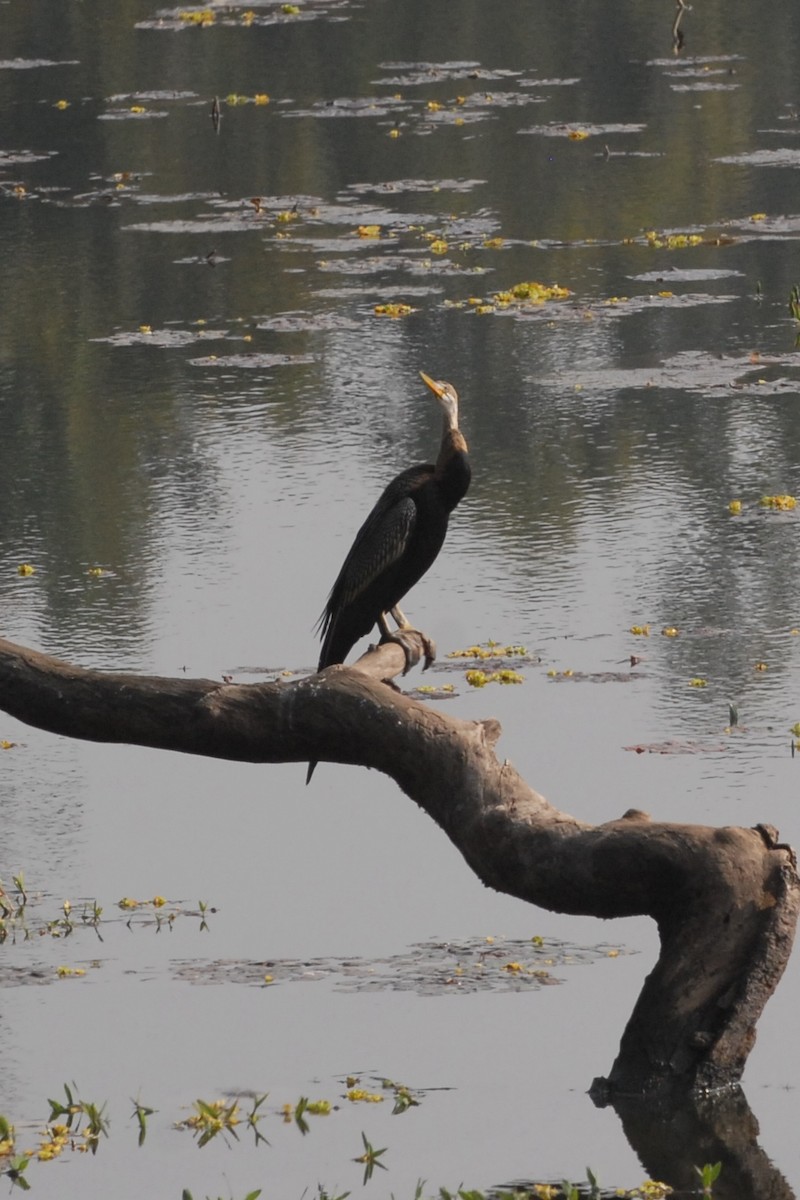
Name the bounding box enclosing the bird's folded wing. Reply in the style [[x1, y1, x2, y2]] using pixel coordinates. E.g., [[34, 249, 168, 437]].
[[337, 496, 417, 607]]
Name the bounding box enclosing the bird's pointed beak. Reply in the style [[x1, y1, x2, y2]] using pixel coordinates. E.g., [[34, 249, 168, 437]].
[[419, 371, 446, 398]]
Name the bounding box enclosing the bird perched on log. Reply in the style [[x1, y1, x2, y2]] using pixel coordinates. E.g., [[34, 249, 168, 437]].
[[307, 371, 470, 781]]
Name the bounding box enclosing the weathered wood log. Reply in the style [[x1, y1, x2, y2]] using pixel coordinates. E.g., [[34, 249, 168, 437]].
[[0, 633, 796, 1096]]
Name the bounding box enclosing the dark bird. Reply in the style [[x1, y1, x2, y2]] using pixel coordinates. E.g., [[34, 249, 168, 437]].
[[307, 371, 470, 781]]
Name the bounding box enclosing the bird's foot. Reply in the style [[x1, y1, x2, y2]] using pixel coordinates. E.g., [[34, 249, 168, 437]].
[[380, 627, 436, 674]]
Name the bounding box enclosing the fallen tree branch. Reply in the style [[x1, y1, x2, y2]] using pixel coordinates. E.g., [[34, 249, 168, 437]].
[[0, 634, 796, 1095]]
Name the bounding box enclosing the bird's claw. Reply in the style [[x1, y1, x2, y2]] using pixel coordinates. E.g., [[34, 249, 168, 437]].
[[381, 628, 437, 674]]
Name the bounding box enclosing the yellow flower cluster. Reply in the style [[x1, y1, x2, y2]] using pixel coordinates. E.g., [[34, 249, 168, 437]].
[[179, 9, 215, 24], [492, 280, 571, 305], [759, 494, 796, 510], [374, 303, 414, 317], [645, 231, 704, 249], [466, 669, 524, 687]]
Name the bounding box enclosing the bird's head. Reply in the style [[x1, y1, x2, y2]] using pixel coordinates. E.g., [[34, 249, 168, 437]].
[[420, 371, 459, 430]]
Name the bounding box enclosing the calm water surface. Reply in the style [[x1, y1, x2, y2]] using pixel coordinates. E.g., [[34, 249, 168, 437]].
[[2, 1, 800, 1195]]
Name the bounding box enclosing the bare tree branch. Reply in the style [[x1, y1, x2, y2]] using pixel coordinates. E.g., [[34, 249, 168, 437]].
[[0, 633, 796, 1096]]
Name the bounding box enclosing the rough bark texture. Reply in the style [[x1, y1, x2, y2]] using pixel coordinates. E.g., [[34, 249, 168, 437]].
[[0, 634, 797, 1097]]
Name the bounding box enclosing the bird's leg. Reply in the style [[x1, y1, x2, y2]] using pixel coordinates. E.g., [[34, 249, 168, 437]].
[[377, 608, 436, 673], [389, 604, 410, 629]]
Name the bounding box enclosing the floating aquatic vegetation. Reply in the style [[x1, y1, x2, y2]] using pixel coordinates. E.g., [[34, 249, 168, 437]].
[[124, 215, 261, 233], [493, 280, 570, 305], [409, 683, 456, 699], [98, 108, 169, 121], [373, 303, 415, 317], [465, 668, 524, 687], [375, 61, 523, 87], [0, 149, 58, 165], [344, 177, 486, 196], [628, 268, 743, 282], [0, 58, 79, 70], [719, 211, 800, 238], [759, 494, 796, 511], [171, 933, 628, 995], [313, 284, 443, 299], [669, 81, 740, 92], [91, 327, 229, 347], [625, 740, 728, 754], [188, 352, 315, 367], [517, 76, 581, 88], [106, 90, 198, 102], [646, 54, 744, 68], [714, 148, 800, 168], [518, 121, 646, 138], [448, 642, 528, 659], [137, 0, 350, 30], [535, 348, 798, 397], [572, 292, 739, 321], [317, 254, 487, 277], [547, 670, 643, 683], [642, 229, 706, 249], [284, 95, 409, 119], [444, 280, 570, 318], [255, 312, 360, 331], [421, 105, 495, 126]]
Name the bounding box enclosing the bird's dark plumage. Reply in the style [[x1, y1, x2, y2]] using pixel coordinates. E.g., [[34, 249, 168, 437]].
[[306, 373, 470, 783], [315, 374, 470, 673]]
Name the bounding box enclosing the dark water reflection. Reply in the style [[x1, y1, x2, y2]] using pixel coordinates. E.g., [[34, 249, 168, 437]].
[[2, 0, 800, 1195]]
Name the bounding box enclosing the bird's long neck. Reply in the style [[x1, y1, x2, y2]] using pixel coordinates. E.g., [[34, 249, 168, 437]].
[[436, 415, 468, 473], [434, 418, 470, 510], [438, 427, 470, 468]]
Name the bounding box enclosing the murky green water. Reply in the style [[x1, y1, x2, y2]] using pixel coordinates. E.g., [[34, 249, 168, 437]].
[[2, 1, 800, 1196]]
